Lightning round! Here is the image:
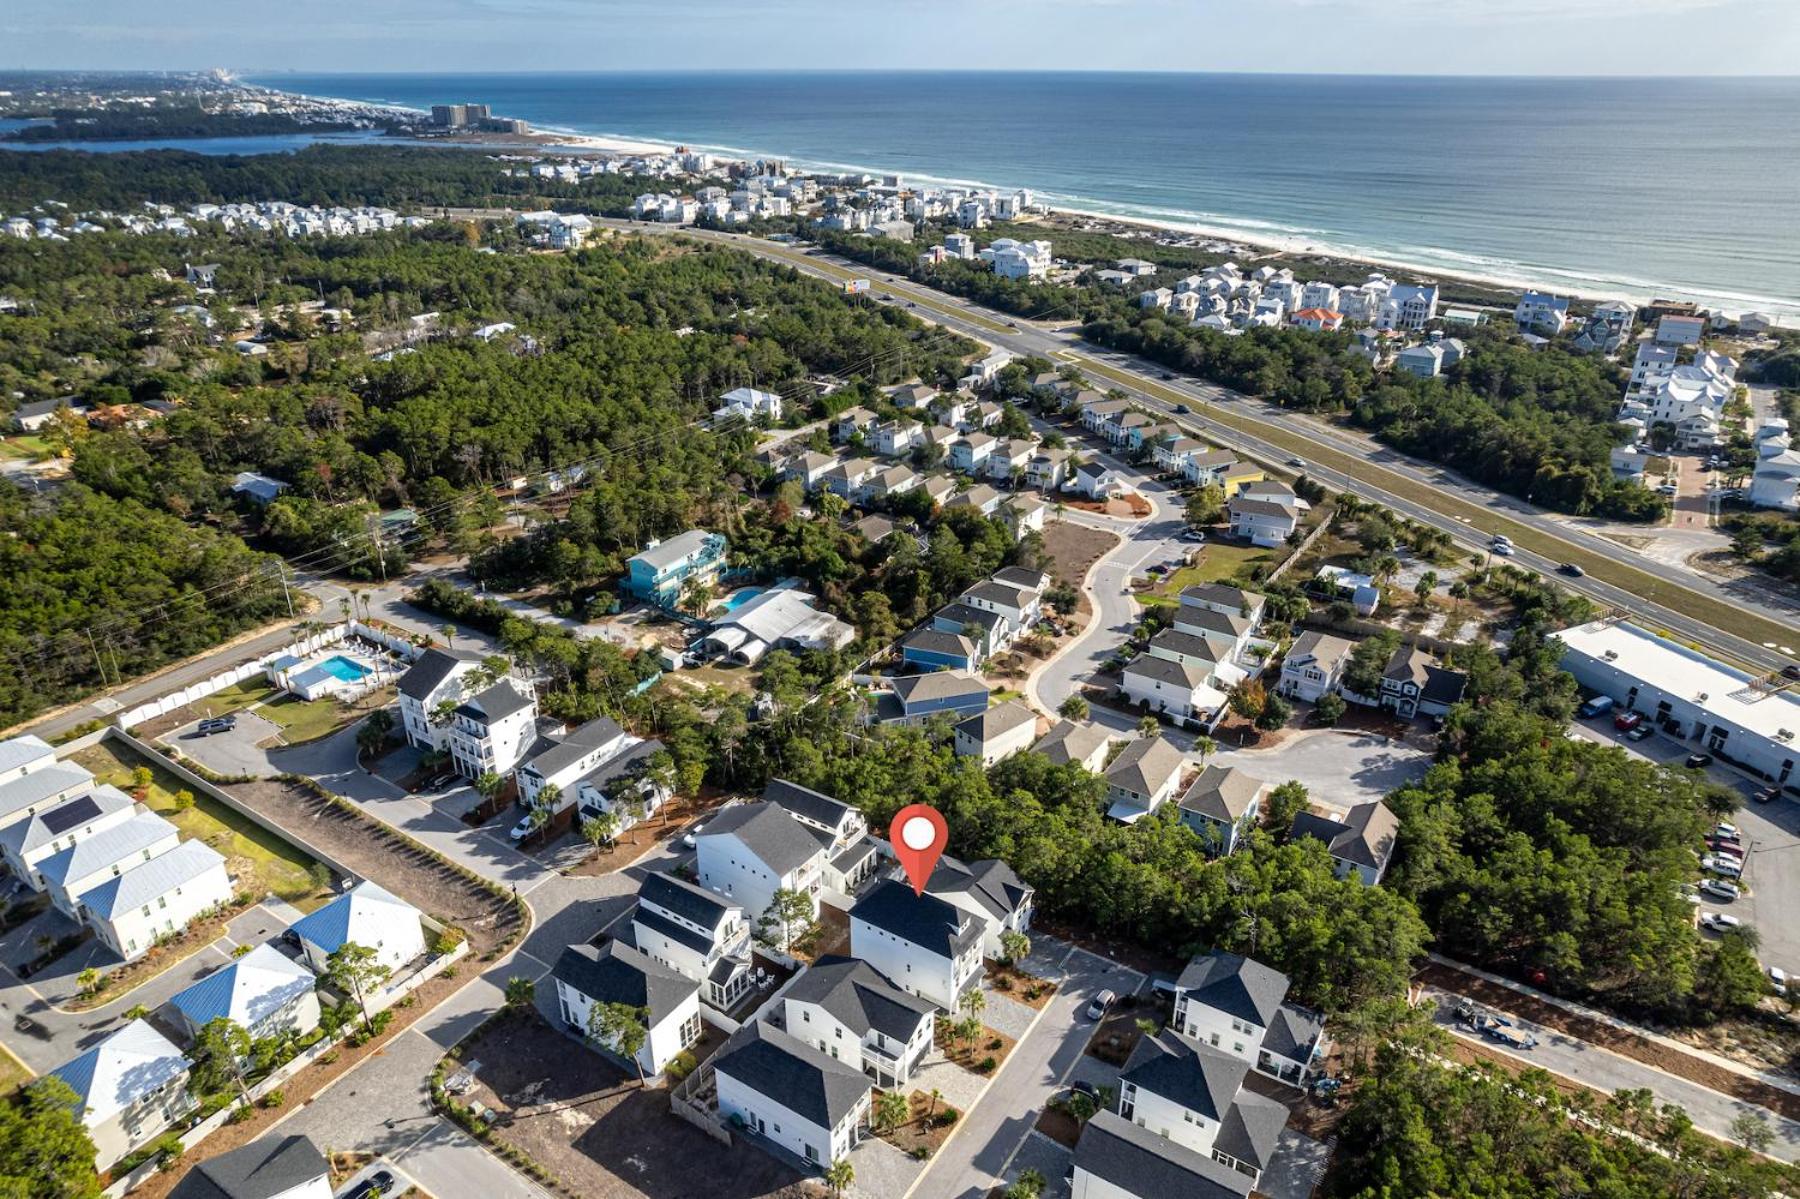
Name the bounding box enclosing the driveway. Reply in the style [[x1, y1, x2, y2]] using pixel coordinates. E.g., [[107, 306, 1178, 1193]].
[[1209, 728, 1433, 813], [165, 710, 284, 777], [915, 939, 1146, 1199]]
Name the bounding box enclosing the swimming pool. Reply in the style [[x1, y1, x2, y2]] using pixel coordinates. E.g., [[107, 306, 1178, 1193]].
[[316, 655, 371, 683], [720, 587, 766, 613]]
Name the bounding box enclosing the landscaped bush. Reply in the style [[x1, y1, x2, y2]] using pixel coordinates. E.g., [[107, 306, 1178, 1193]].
[[665, 1050, 698, 1081], [976, 1056, 998, 1074], [936, 1108, 960, 1127], [260, 1089, 285, 1109]]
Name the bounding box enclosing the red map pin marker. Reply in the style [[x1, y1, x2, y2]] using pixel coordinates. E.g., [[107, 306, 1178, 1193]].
[[890, 804, 948, 896]]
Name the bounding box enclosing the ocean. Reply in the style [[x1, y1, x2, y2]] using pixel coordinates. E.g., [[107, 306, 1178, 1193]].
[[244, 72, 1799, 317]]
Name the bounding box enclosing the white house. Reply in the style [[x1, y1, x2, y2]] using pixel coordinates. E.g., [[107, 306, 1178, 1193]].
[[1115, 1028, 1289, 1185], [1227, 497, 1297, 547], [1177, 767, 1268, 856], [713, 1021, 873, 1169], [0, 756, 95, 836], [925, 854, 1034, 960], [395, 647, 485, 759], [1032, 720, 1115, 773], [714, 386, 784, 424], [0, 784, 139, 889], [1103, 736, 1188, 823], [1514, 291, 1570, 336], [1278, 632, 1355, 703], [953, 701, 1039, 767], [169, 943, 321, 1044], [287, 880, 425, 977], [1070, 1109, 1258, 1199], [630, 871, 754, 1011], [782, 954, 938, 1088], [1170, 950, 1324, 1086], [1072, 461, 1121, 499], [1394, 343, 1446, 379], [552, 939, 702, 1076], [78, 840, 232, 963], [38, 811, 180, 917], [695, 801, 828, 947], [1120, 654, 1227, 727], [849, 880, 984, 1011], [169, 1134, 332, 1199], [47, 1020, 194, 1169], [445, 678, 539, 781], [515, 716, 632, 808], [1750, 422, 1800, 511], [764, 780, 880, 898]]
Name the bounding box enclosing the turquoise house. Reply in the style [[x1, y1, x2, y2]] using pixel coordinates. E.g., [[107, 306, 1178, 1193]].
[[624, 530, 728, 607]]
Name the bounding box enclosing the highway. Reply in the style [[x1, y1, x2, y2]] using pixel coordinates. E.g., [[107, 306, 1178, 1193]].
[[594, 217, 1798, 675]]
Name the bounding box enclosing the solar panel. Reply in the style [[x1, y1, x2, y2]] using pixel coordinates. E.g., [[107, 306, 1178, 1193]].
[[40, 795, 101, 835]]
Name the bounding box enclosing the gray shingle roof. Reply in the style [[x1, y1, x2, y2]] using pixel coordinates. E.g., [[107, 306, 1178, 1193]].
[[1215, 1087, 1291, 1171], [523, 716, 624, 781], [713, 1020, 870, 1130], [903, 629, 975, 659], [782, 955, 935, 1042], [1175, 950, 1290, 1027], [928, 855, 1032, 923], [1104, 736, 1187, 799], [552, 940, 697, 1025], [956, 700, 1036, 743], [1122, 1028, 1247, 1122], [1072, 1110, 1252, 1199], [1123, 653, 1210, 691], [934, 603, 1004, 636], [455, 679, 533, 724], [1032, 719, 1112, 768], [1148, 629, 1224, 663], [890, 670, 988, 706], [763, 779, 857, 836], [1285, 631, 1354, 672], [1172, 606, 1252, 639], [1177, 767, 1267, 823], [699, 802, 825, 877], [169, 1135, 327, 1199], [630, 529, 720, 572], [638, 870, 737, 933], [851, 880, 983, 959], [397, 647, 480, 701], [1290, 801, 1398, 872]]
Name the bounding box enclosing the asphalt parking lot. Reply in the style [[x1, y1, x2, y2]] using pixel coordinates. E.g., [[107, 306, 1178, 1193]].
[[1570, 718, 1800, 980], [164, 710, 284, 776]]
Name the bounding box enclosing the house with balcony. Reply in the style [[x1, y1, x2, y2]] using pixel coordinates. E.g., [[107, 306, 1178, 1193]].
[[48, 1020, 195, 1169], [833, 407, 879, 444], [1026, 448, 1073, 491], [695, 801, 827, 947], [630, 871, 754, 1011], [782, 955, 937, 1088], [570, 737, 670, 831], [884, 670, 991, 725], [552, 940, 702, 1076], [873, 420, 922, 458], [1170, 950, 1326, 1087], [784, 451, 839, 490], [445, 678, 538, 781], [167, 1134, 331, 1199], [1277, 632, 1355, 703], [39, 811, 180, 917], [714, 386, 784, 424], [396, 647, 485, 756], [849, 880, 984, 1011], [623, 529, 729, 608], [1072, 461, 1121, 499], [1113, 1030, 1288, 1192], [515, 717, 632, 809], [925, 854, 1034, 959], [1103, 736, 1188, 823], [764, 779, 880, 898], [901, 628, 979, 673], [713, 1021, 873, 1170], [1227, 498, 1297, 547], [933, 600, 1008, 660], [1120, 654, 1227, 728], [1071, 1109, 1259, 1199]]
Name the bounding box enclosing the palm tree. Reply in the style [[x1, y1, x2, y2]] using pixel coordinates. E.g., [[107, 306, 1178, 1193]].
[[1137, 715, 1160, 739], [439, 623, 456, 649], [926, 1087, 943, 1119], [873, 1089, 910, 1133], [1193, 735, 1216, 764], [823, 1158, 855, 1197]]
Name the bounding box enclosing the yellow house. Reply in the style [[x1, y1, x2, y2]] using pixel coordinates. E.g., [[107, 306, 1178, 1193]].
[[1221, 462, 1266, 496]]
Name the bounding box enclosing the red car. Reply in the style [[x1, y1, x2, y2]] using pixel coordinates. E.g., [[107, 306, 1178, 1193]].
[[1614, 711, 1643, 732]]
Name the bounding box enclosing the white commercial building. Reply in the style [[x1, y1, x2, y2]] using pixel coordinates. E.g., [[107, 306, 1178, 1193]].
[[1559, 621, 1800, 790]]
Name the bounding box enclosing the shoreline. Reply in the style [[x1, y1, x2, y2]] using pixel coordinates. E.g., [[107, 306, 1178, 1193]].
[[251, 81, 1798, 320]]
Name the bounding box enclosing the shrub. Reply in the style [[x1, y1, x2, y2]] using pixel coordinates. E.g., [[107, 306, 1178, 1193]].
[[936, 1108, 960, 1127], [232, 943, 254, 957], [976, 1056, 998, 1074], [173, 788, 195, 811], [442, 966, 458, 980], [260, 1089, 285, 1109], [227, 1104, 255, 1125], [432, 925, 466, 957], [993, 975, 1013, 991], [910, 1146, 931, 1161], [987, 1037, 1003, 1051], [665, 1050, 698, 1081], [319, 1050, 339, 1066]]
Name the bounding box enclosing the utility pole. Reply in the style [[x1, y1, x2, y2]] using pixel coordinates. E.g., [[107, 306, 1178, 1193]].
[[84, 630, 110, 687], [366, 515, 388, 584], [272, 561, 295, 618]]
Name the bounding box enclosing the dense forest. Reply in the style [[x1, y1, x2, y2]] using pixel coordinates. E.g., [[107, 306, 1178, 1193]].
[[806, 225, 1667, 522], [0, 161, 976, 721], [1, 105, 368, 142], [0, 144, 661, 213]]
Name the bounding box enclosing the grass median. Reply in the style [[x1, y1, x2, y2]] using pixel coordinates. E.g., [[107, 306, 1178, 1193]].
[[1073, 355, 1795, 665]]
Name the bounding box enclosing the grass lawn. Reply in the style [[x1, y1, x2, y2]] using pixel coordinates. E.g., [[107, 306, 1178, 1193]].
[[0, 1041, 31, 1098], [195, 679, 279, 717], [1140, 546, 1278, 607], [257, 686, 391, 745], [69, 741, 332, 911], [0, 435, 51, 461]]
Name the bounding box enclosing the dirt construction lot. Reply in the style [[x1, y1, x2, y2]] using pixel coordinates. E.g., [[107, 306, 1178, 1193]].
[[1041, 519, 1121, 591], [457, 1012, 815, 1199]]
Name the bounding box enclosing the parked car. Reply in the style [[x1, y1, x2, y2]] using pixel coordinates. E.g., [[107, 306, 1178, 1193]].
[[195, 716, 237, 736], [344, 1171, 396, 1199], [1701, 855, 1743, 879], [682, 822, 707, 849], [1070, 1079, 1099, 1102], [1753, 786, 1781, 804], [1578, 696, 1616, 718], [1558, 562, 1585, 577], [1770, 966, 1789, 996], [1614, 711, 1643, 732], [1288, 457, 1307, 468], [1714, 822, 1741, 840], [1086, 990, 1116, 1020], [1701, 878, 1742, 901], [1625, 724, 1654, 742], [1783, 664, 1800, 681], [1173, 403, 1191, 415], [1685, 752, 1715, 769], [507, 815, 536, 843]]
